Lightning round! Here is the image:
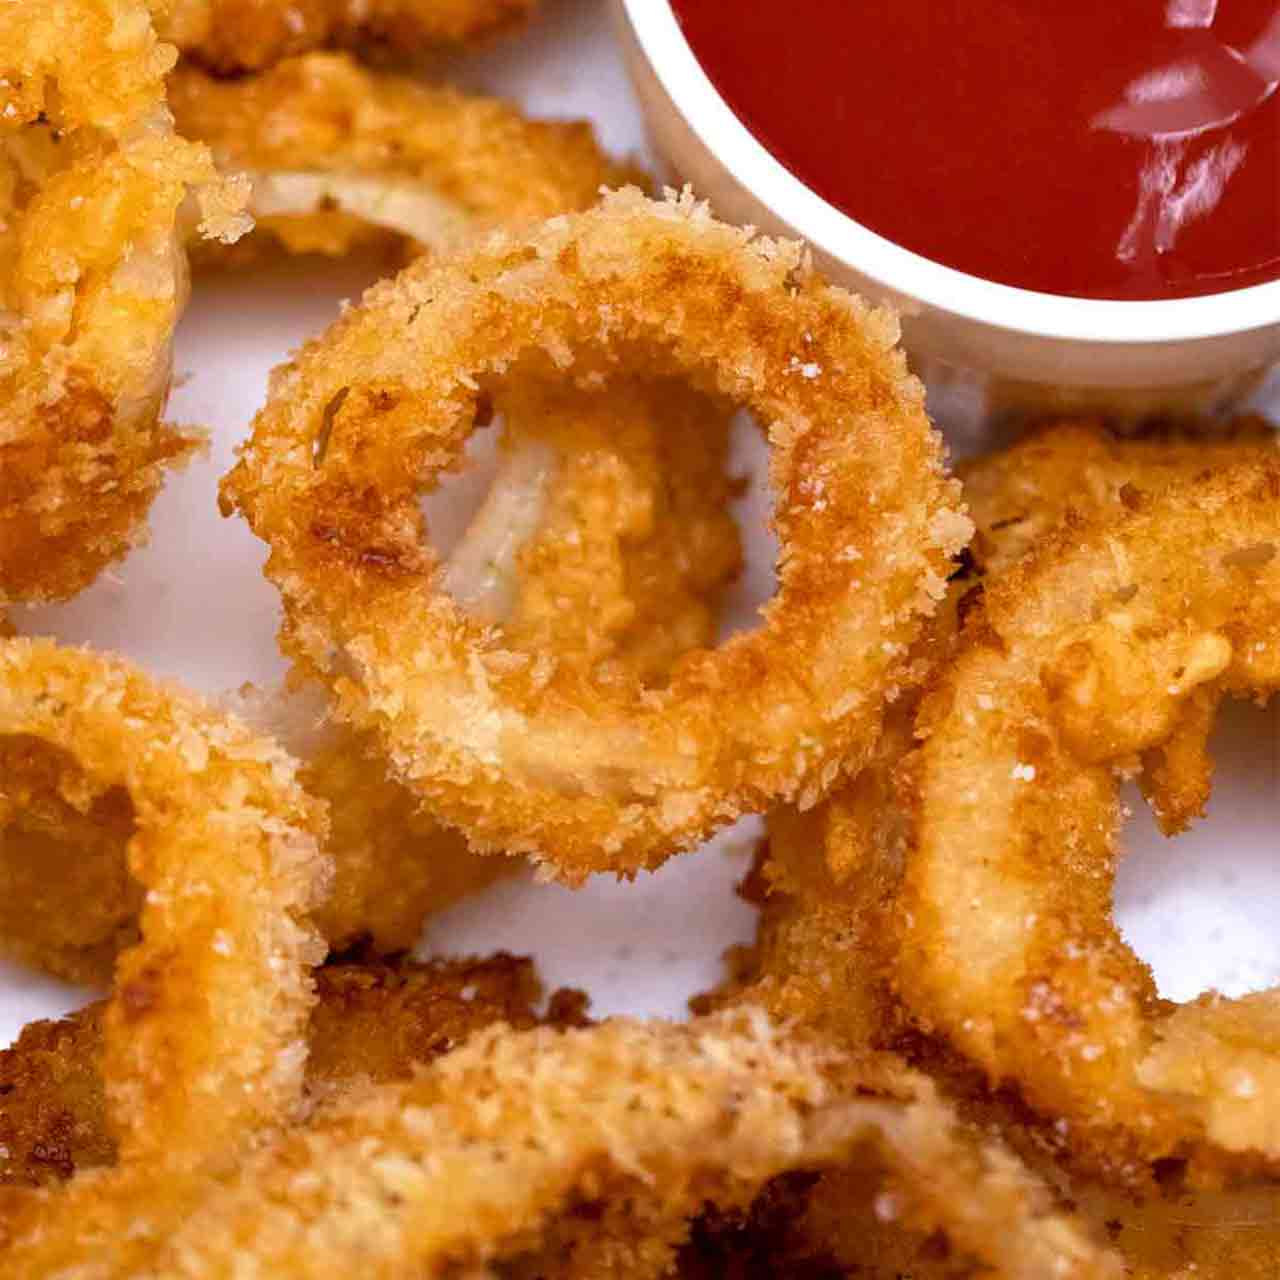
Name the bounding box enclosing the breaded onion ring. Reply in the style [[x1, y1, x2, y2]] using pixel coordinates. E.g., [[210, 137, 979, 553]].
[[144, 1008, 1113, 1279], [804, 419, 1280, 902], [0, 377, 738, 978], [169, 52, 642, 266], [960, 417, 1278, 581], [0, 638, 328, 1273], [223, 188, 969, 878], [0, 682, 500, 984], [0, 952, 578, 1189], [0, 0, 246, 607], [159, 0, 536, 73], [896, 463, 1280, 1173]]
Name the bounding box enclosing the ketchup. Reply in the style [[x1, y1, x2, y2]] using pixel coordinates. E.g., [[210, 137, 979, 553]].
[[671, 1, 1280, 300]]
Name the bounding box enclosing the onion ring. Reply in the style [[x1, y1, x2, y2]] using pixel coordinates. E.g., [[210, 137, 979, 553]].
[[0, 952, 577, 1189], [142, 1007, 1113, 1279], [222, 188, 969, 878], [0, 372, 738, 977], [960, 417, 1278, 582], [0, 637, 328, 1272], [0, 0, 247, 606], [169, 52, 643, 266], [0, 373, 739, 977], [800, 419, 1280, 903], [160, 0, 536, 73], [896, 462, 1280, 1173]]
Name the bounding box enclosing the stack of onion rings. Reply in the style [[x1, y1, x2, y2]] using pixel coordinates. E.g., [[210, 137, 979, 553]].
[[223, 188, 969, 879], [142, 1008, 1115, 1279], [0, 0, 246, 607], [699, 424, 1279, 1272], [0, 377, 739, 976]]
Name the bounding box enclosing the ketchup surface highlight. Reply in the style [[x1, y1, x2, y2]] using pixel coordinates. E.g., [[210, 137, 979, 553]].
[[671, 0, 1280, 301]]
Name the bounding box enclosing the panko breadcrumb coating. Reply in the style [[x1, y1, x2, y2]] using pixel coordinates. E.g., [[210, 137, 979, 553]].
[[694, 426, 1280, 1276], [0, 376, 740, 981], [0, 638, 328, 1276], [899, 463, 1280, 1173], [0, 952, 581, 1190], [0, 0, 247, 606], [160, 0, 536, 74], [224, 682, 518, 958], [223, 188, 970, 880], [170, 52, 643, 266], [960, 416, 1279, 581], [463, 377, 741, 686], [146, 1008, 1116, 1279], [0, 682, 502, 983], [802, 417, 1280, 902], [0, 735, 144, 986]]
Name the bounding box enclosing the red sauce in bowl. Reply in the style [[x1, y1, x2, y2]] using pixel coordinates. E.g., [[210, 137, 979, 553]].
[[670, 1, 1280, 301]]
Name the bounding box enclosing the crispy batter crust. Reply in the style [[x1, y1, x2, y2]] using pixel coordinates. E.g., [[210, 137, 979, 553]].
[[0, 378, 739, 980], [170, 52, 642, 265], [704, 428, 1280, 1274], [145, 1008, 1114, 1279], [160, 0, 536, 73], [897, 463, 1280, 1173], [0, 0, 244, 606], [0, 638, 328, 1275], [960, 418, 1279, 581], [223, 188, 968, 879], [0, 953, 576, 1189]]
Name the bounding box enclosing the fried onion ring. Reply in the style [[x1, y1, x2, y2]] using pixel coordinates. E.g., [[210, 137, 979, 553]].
[[960, 417, 1278, 581], [169, 52, 642, 266], [223, 188, 968, 878], [160, 0, 536, 73], [805, 419, 1280, 901], [0, 952, 579, 1189], [0, 375, 739, 979], [0, 638, 328, 1273], [0, 0, 247, 607], [0, 372, 738, 978], [141, 1008, 1113, 1279], [896, 462, 1280, 1173]]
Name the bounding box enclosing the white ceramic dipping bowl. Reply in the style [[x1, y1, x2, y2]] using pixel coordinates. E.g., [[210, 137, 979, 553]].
[[615, 0, 1280, 439]]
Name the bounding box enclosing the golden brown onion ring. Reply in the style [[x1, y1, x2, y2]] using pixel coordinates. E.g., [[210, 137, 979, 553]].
[[960, 417, 1278, 581], [0, 0, 247, 607], [159, 0, 536, 73], [896, 463, 1280, 1173], [0, 638, 328, 1273], [810, 418, 1280, 899], [169, 52, 643, 266], [145, 1008, 1116, 1279], [0, 952, 578, 1190], [0, 377, 738, 980], [222, 188, 969, 879]]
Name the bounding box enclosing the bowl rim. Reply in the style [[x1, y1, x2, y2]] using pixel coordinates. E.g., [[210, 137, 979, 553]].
[[621, 0, 1280, 345]]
